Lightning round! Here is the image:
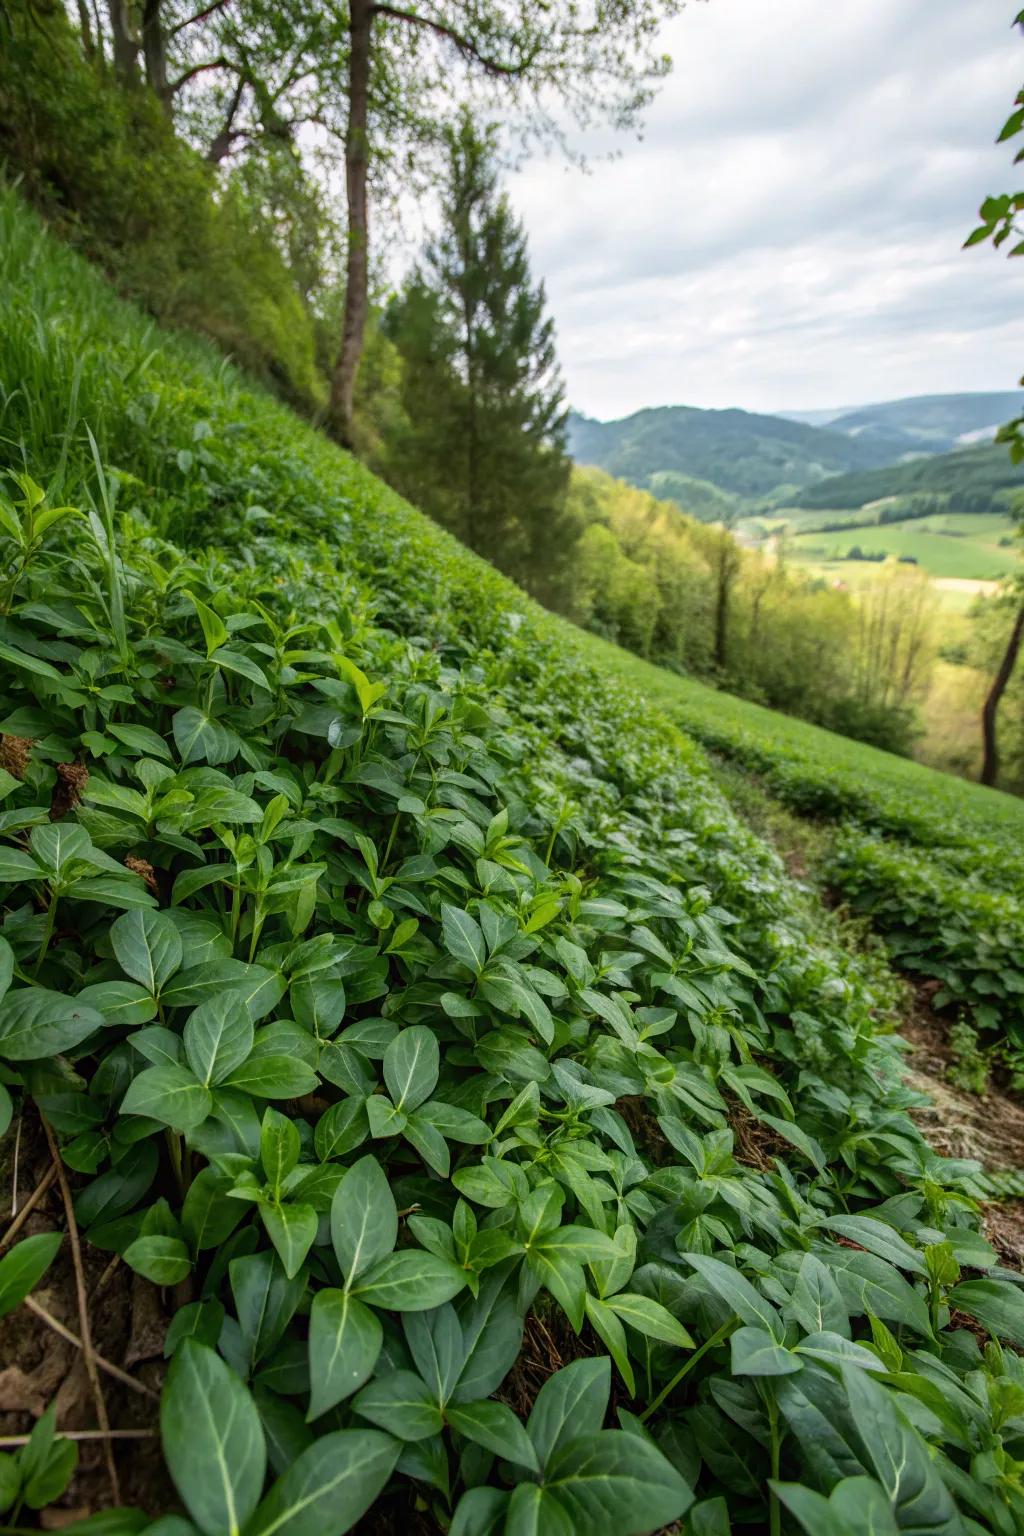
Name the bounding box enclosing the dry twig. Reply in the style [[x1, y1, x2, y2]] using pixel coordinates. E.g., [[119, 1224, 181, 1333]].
[[0, 1161, 57, 1251], [0, 1429, 155, 1448], [23, 1296, 159, 1402], [41, 1120, 121, 1505]]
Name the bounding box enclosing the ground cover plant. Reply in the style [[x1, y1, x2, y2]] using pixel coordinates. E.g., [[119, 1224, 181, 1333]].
[[576, 637, 1024, 1058], [5, 189, 1024, 1535]]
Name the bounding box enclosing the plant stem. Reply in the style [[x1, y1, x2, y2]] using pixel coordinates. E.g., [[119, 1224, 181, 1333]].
[[768, 1390, 781, 1536], [35, 893, 57, 973], [638, 1318, 735, 1423]]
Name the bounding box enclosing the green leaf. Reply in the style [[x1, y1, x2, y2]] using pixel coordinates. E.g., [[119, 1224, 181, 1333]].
[[314, 1099, 368, 1161], [838, 1362, 962, 1530], [185, 996, 254, 1087], [123, 1235, 192, 1286], [0, 936, 14, 1005], [0, 641, 61, 680], [307, 1289, 383, 1418], [261, 1203, 317, 1280], [161, 1340, 266, 1536], [110, 909, 183, 993], [121, 1064, 212, 1132], [0, 1232, 62, 1318], [789, 1253, 850, 1338], [353, 1370, 444, 1441], [446, 1399, 538, 1470], [355, 1250, 467, 1311], [182, 1169, 245, 1252], [383, 1026, 439, 1112], [0, 988, 104, 1060], [527, 1356, 610, 1471], [245, 1430, 400, 1536], [505, 1484, 573, 1536], [261, 1108, 300, 1193], [605, 1291, 694, 1347], [819, 1217, 927, 1277], [441, 904, 486, 973], [544, 1429, 693, 1533], [330, 1155, 396, 1284], [828, 1249, 934, 1339], [223, 1056, 318, 1098], [947, 1278, 1024, 1347], [730, 1325, 802, 1377], [682, 1252, 781, 1333]]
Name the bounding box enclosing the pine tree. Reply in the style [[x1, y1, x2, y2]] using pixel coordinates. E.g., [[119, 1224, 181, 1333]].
[[386, 116, 576, 603]]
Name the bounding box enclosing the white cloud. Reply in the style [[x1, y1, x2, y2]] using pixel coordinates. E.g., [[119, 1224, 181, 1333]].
[[506, 0, 1024, 417]]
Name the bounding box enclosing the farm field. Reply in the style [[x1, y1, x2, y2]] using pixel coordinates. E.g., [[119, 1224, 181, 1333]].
[[4, 189, 1024, 1536], [784, 510, 1020, 581]]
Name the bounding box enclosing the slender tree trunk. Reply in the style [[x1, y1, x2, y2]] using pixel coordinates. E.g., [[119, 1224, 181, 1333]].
[[141, 0, 169, 104], [714, 545, 730, 671], [329, 0, 372, 447], [108, 0, 139, 82], [76, 0, 95, 58], [980, 600, 1024, 787]]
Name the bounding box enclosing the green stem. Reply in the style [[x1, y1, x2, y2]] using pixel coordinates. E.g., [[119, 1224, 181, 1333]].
[[165, 1129, 185, 1197], [638, 1318, 735, 1423], [768, 1391, 782, 1536], [381, 811, 400, 873], [35, 893, 58, 973]]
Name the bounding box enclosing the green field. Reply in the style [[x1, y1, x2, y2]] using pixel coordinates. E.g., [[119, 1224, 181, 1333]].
[[6, 188, 1024, 1536], [786, 509, 1019, 579]]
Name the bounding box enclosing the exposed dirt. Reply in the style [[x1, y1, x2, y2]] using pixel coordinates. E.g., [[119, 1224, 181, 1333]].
[[0, 1117, 174, 1520], [497, 1307, 597, 1421], [897, 988, 1024, 1269]]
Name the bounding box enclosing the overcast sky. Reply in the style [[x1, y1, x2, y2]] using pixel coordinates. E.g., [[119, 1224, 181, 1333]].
[[503, 0, 1024, 421]]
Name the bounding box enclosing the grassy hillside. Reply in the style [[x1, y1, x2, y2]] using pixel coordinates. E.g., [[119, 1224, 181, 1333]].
[[578, 636, 1024, 1044], [4, 189, 1024, 1535], [567, 404, 893, 499]]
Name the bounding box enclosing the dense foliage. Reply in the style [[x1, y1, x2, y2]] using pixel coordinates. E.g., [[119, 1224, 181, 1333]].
[[0, 0, 332, 410], [619, 650, 1024, 1052], [6, 190, 1024, 1535], [788, 446, 1024, 516]]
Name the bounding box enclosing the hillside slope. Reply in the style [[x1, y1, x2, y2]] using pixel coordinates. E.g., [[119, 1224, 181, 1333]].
[[567, 403, 894, 499], [2, 189, 1024, 1536], [828, 391, 1023, 452], [788, 440, 1024, 513]]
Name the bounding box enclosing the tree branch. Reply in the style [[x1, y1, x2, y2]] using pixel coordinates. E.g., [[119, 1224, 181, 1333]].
[[369, 3, 539, 77], [169, 0, 233, 38], [165, 54, 231, 96], [206, 71, 248, 161]]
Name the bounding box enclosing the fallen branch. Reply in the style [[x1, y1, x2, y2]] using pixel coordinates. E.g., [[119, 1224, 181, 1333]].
[[0, 1161, 57, 1251], [23, 1296, 160, 1402], [0, 1429, 155, 1447], [42, 1120, 121, 1505]]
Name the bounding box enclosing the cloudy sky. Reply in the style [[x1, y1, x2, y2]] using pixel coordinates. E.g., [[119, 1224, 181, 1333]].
[[504, 0, 1024, 421]]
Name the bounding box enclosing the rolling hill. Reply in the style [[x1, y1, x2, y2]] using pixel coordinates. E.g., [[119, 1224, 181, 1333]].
[[567, 403, 894, 500], [783, 390, 1022, 453], [787, 441, 1024, 514]]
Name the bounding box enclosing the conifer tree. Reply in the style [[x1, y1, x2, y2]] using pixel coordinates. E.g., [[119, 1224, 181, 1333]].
[[387, 117, 576, 602]]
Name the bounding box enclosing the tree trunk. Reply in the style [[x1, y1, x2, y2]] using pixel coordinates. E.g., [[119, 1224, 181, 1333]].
[[141, 0, 169, 104], [76, 0, 95, 58], [980, 600, 1024, 787], [328, 0, 372, 447], [713, 539, 733, 671], [108, 0, 139, 82]]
